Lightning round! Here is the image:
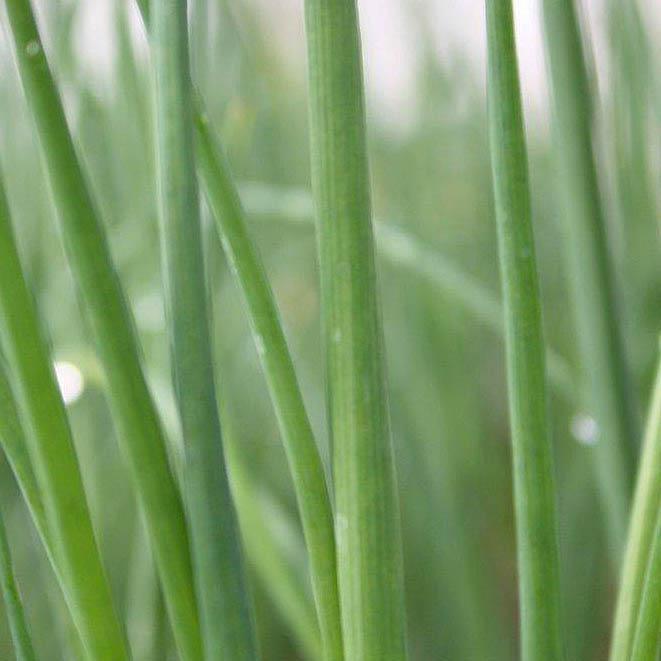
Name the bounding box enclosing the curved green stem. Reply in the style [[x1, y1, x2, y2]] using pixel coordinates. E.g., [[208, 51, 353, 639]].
[[0, 505, 37, 661], [152, 1, 258, 658], [610, 346, 661, 660], [226, 433, 323, 661], [3, 2, 202, 658], [196, 115, 342, 661], [485, 1, 564, 659], [0, 176, 127, 660], [630, 510, 661, 661], [236, 182, 575, 401]]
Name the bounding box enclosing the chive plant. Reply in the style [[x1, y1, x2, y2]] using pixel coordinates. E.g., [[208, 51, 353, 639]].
[[607, 0, 659, 377], [237, 184, 575, 401], [629, 511, 660, 660], [138, 0, 342, 655], [485, 1, 563, 659], [3, 2, 203, 658], [136, 0, 343, 650], [0, 1, 658, 659], [611, 348, 661, 660], [0, 174, 127, 660], [303, 1, 408, 659], [0, 503, 37, 661], [195, 115, 343, 661], [0, 355, 48, 550], [540, 0, 638, 558], [151, 0, 258, 658]]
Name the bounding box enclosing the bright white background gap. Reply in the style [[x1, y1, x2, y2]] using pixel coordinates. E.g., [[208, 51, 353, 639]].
[[4, 0, 661, 134]]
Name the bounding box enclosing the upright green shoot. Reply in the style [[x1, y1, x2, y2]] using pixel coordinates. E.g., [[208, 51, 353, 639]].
[[3, 2, 202, 658], [0, 505, 37, 661], [223, 408, 323, 661], [540, 0, 638, 557], [629, 511, 661, 661], [0, 176, 127, 660], [151, 0, 258, 658], [485, 1, 563, 658], [610, 347, 661, 660], [0, 357, 47, 549], [237, 185, 575, 400], [196, 115, 343, 661], [303, 1, 408, 658]]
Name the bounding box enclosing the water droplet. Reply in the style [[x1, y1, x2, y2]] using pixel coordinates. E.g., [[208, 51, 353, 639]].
[[254, 334, 266, 358], [25, 40, 40, 57], [54, 361, 85, 405], [336, 514, 348, 545], [570, 413, 598, 446]]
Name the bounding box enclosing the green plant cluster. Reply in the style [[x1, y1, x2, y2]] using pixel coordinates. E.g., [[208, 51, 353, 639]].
[[0, 1, 658, 660]]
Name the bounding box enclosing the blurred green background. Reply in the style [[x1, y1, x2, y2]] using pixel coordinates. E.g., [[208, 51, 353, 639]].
[[0, 0, 659, 659]]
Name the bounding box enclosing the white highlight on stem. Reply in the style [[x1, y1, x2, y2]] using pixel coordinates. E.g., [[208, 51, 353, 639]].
[[54, 361, 85, 405], [25, 40, 40, 57]]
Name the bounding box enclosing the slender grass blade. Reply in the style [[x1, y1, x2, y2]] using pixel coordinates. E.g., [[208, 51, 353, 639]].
[[0, 174, 127, 660], [485, 1, 564, 658], [196, 115, 343, 661], [2, 2, 202, 658], [629, 510, 661, 661], [540, 0, 638, 558], [235, 182, 575, 400], [151, 0, 258, 657], [303, 1, 408, 658], [611, 346, 661, 660]]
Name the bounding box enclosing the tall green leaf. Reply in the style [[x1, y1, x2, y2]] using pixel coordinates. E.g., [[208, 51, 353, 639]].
[[540, 0, 638, 558], [151, 1, 258, 658], [0, 357, 47, 550], [2, 2, 202, 658], [0, 504, 37, 661], [485, 1, 564, 658], [303, 1, 408, 658], [0, 175, 126, 660], [611, 346, 661, 660], [237, 182, 575, 400], [196, 115, 343, 661], [629, 510, 661, 661]]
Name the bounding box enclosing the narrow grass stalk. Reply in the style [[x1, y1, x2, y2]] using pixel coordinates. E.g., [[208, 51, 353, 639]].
[[132, 28, 342, 656], [3, 2, 202, 658], [485, 1, 563, 659], [129, 12, 335, 655], [195, 114, 343, 661], [0, 356, 47, 548], [151, 1, 257, 658], [236, 182, 576, 400], [610, 347, 661, 660], [303, 1, 408, 658], [125, 518, 161, 661], [225, 428, 323, 661], [0, 357, 84, 656], [0, 505, 37, 661], [607, 1, 659, 377], [629, 510, 661, 661], [540, 0, 638, 558], [0, 176, 127, 660]]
